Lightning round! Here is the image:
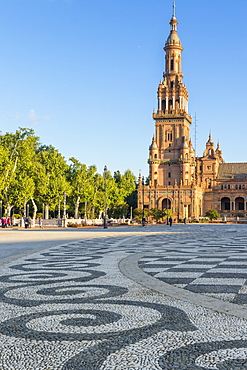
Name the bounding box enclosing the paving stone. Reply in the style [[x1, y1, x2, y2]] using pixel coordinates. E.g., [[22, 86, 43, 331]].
[[0, 224, 247, 368]]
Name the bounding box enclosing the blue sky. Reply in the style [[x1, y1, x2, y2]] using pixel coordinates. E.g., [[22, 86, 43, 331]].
[[0, 0, 246, 178]]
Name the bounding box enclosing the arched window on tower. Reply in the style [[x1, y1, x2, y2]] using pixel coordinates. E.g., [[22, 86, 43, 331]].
[[162, 100, 166, 112], [169, 99, 173, 111], [171, 59, 174, 71], [171, 81, 174, 88]]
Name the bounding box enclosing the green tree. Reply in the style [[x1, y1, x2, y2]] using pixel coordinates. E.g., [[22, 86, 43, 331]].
[[150, 208, 166, 222], [133, 208, 149, 221], [114, 170, 136, 198], [108, 204, 129, 219], [163, 208, 174, 219], [109, 169, 136, 217], [68, 158, 97, 218], [84, 172, 104, 219], [0, 128, 39, 216], [35, 145, 70, 218], [205, 209, 220, 221]]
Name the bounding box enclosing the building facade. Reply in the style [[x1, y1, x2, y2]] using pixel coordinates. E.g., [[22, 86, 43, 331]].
[[137, 8, 247, 221]]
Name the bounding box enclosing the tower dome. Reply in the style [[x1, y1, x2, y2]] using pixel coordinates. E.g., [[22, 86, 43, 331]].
[[165, 16, 182, 47]]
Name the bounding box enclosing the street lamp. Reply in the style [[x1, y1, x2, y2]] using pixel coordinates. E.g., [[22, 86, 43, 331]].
[[103, 165, 108, 229], [0, 200, 2, 219], [166, 186, 169, 225], [142, 176, 145, 219]]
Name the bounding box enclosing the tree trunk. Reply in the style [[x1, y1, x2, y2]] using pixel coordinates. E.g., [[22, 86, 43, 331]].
[[91, 206, 95, 220], [45, 204, 49, 219], [74, 196, 80, 219], [6, 204, 13, 217], [31, 198, 37, 221]]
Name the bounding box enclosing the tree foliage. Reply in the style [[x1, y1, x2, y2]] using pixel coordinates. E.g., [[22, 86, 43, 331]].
[[150, 208, 166, 222], [205, 209, 220, 221], [0, 128, 137, 219], [0, 128, 39, 215], [133, 208, 149, 221]]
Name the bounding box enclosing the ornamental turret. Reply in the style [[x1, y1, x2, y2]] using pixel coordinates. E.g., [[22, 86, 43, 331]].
[[155, 2, 189, 116]]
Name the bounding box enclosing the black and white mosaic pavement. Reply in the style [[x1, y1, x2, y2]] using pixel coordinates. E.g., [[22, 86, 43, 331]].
[[1, 225, 247, 369]]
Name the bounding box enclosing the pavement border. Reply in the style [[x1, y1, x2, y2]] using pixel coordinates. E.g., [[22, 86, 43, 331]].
[[119, 252, 247, 320]]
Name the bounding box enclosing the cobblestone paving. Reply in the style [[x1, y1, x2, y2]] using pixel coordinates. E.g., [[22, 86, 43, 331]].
[[1, 225, 247, 369]]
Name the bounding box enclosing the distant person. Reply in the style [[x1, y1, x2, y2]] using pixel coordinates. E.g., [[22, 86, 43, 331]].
[[169, 217, 172, 227], [39, 218, 43, 229], [1, 217, 6, 228], [142, 217, 146, 227], [24, 217, 30, 229], [27, 217, 31, 228]]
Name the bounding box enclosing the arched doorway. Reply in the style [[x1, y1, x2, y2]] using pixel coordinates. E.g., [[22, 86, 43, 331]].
[[162, 198, 171, 209], [221, 197, 230, 211], [235, 197, 245, 211]]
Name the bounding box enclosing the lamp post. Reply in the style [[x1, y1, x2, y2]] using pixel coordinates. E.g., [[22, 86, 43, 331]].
[[166, 186, 169, 225], [103, 165, 108, 229], [0, 200, 2, 219], [142, 176, 145, 226]]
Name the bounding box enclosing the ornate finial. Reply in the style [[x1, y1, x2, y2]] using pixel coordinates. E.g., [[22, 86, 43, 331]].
[[173, 1, 176, 18]]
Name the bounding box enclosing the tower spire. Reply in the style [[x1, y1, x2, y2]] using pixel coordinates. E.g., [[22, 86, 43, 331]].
[[173, 1, 176, 18]]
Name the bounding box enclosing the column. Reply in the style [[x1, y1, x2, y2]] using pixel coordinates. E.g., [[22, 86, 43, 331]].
[[166, 97, 168, 112], [158, 97, 162, 111]]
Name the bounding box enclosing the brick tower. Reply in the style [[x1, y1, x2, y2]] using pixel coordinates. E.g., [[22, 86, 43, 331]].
[[138, 4, 202, 220]]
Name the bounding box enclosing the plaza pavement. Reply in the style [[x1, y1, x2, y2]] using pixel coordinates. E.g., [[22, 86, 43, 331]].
[[0, 224, 247, 368]]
